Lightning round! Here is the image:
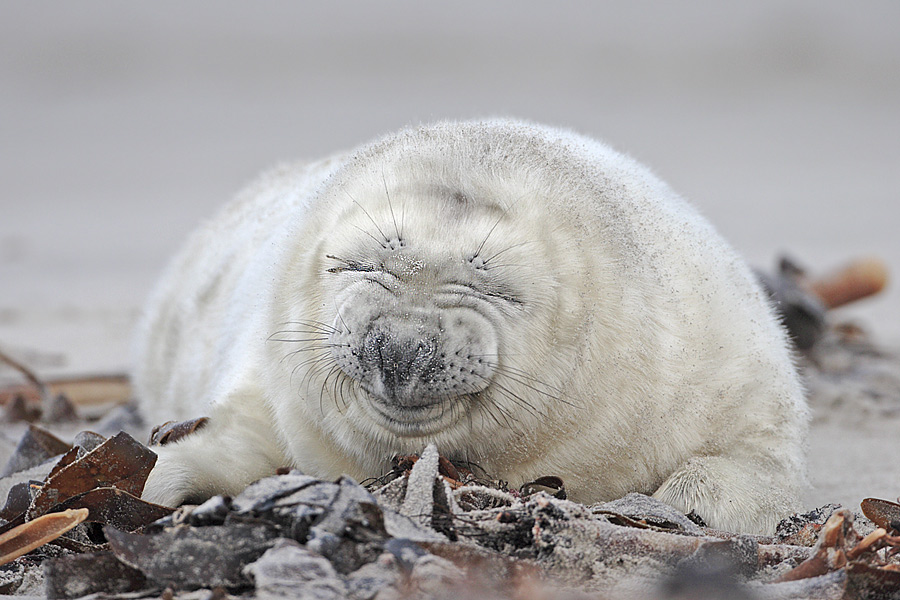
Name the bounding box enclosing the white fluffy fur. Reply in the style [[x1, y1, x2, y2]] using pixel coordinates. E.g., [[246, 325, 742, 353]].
[[135, 120, 808, 534]]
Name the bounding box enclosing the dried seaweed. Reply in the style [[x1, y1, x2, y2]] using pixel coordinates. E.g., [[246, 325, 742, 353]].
[[52, 487, 171, 533], [27, 432, 156, 519], [0, 426, 172, 579], [0, 509, 88, 567]]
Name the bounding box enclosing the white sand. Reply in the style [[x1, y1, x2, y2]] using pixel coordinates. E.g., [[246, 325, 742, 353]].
[[1, 2, 899, 516]]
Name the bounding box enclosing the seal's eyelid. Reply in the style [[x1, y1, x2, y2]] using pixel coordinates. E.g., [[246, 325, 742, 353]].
[[326, 264, 377, 274], [485, 290, 524, 306], [324, 255, 378, 274], [443, 281, 523, 306], [365, 276, 395, 293]]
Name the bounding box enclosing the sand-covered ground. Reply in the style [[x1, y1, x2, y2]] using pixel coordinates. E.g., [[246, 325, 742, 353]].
[[2, 2, 899, 518]]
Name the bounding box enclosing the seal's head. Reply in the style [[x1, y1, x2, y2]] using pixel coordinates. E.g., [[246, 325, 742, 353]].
[[312, 167, 565, 444], [267, 121, 598, 471]]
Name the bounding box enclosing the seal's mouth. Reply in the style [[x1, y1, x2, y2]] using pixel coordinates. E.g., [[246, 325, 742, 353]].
[[363, 391, 462, 436]]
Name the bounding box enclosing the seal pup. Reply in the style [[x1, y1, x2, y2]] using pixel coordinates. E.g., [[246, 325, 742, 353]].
[[135, 119, 808, 534]]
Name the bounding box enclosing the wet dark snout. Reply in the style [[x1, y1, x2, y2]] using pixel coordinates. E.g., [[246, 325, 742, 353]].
[[331, 303, 498, 412], [362, 323, 439, 406]]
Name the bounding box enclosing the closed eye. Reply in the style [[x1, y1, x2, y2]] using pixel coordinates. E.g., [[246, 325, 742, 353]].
[[325, 255, 378, 274], [439, 282, 523, 306]]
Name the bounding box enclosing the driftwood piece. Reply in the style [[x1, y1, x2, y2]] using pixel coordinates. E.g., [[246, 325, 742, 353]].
[[0, 508, 88, 566], [807, 257, 889, 310], [0, 374, 130, 408]]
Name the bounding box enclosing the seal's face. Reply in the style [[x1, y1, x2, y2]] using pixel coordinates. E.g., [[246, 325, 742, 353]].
[[328, 256, 500, 435], [318, 183, 532, 439]]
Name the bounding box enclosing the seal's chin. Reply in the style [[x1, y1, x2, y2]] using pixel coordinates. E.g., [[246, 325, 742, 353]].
[[363, 392, 462, 437]]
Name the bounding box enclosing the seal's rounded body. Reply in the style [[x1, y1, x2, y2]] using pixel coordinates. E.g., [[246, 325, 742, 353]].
[[136, 120, 807, 534]]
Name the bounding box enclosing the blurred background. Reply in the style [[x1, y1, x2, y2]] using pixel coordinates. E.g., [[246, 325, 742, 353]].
[[1, 2, 899, 507], [3, 1, 898, 377]]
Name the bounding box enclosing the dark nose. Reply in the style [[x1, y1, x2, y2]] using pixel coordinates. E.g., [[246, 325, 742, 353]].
[[362, 328, 438, 405]]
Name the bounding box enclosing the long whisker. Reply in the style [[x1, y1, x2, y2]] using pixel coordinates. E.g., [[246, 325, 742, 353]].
[[277, 320, 340, 334], [269, 336, 332, 344], [490, 364, 564, 396], [474, 189, 533, 259], [381, 166, 401, 242], [468, 354, 564, 395], [346, 192, 390, 244], [493, 365, 579, 410], [484, 240, 537, 265], [271, 329, 334, 337], [333, 302, 350, 334], [290, 352, 331, 389], [473, 373, 541, 420], [482, 263, 530, 271], [320, 364, 344, 415], [353, 224, 390, 250], [474, 212, 505, 259]]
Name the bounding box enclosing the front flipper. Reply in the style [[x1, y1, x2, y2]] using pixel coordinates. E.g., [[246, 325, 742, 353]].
[[142, 395, 287, 507], [652, 455, 801, 535]]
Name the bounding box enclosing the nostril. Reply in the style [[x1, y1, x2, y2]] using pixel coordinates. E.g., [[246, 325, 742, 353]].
[[414, 340, 434, 363]]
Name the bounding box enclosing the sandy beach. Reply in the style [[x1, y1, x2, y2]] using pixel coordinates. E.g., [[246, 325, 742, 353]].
[[2, 2, 899, 519]]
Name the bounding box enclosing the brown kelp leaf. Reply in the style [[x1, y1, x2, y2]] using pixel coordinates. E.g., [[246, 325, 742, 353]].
[[519, 476, 566, 499], [45, 551, 147, 600], [0, 483, 34, 522], [0, 508, 88, 566], [0, 424, 71, 478], [54, 487, 173, 532], [148, 417, 209, 446], [86, 488, 173, 530], [28, 432, 156, 519], [105, 522, 280, 589], [437, 455, 460, 481], [861, 498, 900, 533], [43, 447, 81, 483]]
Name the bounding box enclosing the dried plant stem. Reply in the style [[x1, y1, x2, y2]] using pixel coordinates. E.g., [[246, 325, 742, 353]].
[[0, 347, 49, 403]]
